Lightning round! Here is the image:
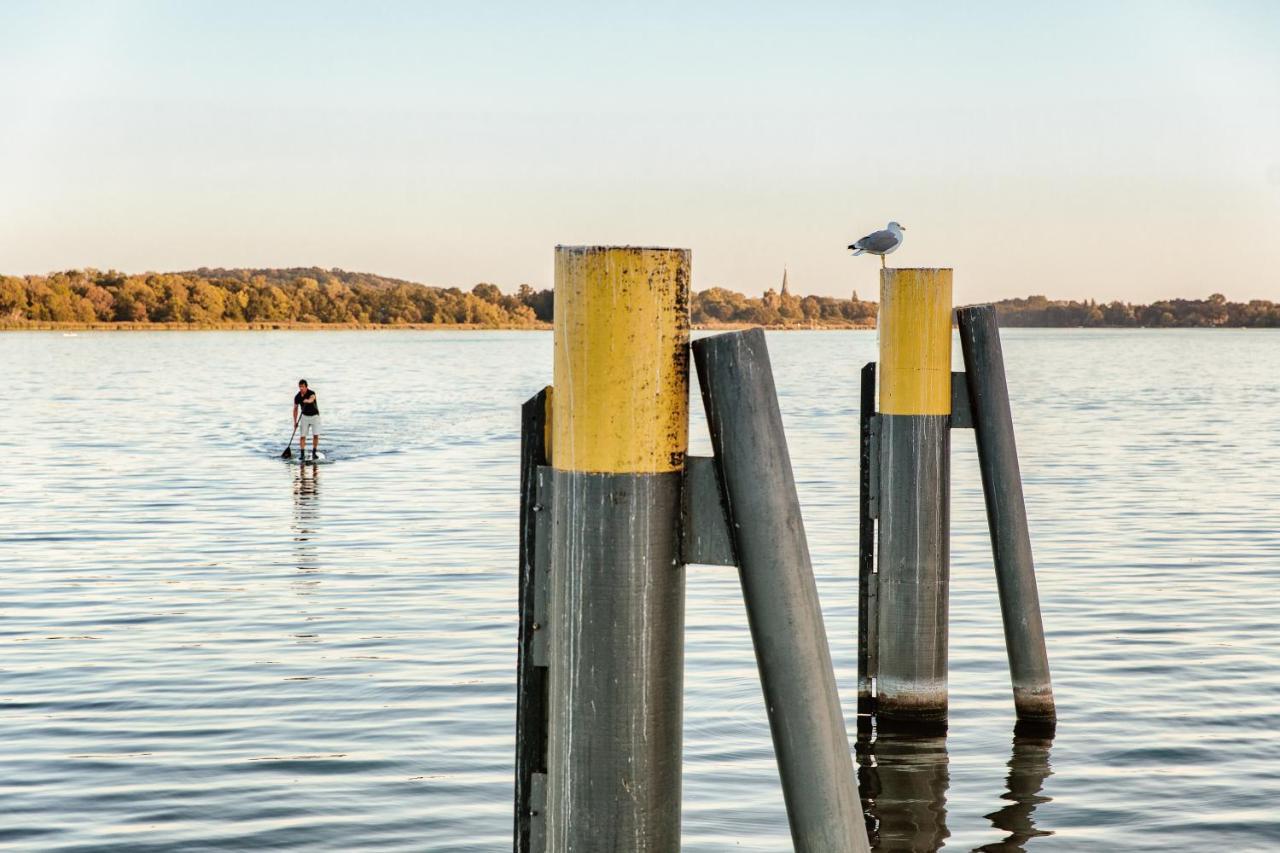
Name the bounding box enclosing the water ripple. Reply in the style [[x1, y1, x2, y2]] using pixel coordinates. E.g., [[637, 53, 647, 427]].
[[3, 329, 1280, 850]]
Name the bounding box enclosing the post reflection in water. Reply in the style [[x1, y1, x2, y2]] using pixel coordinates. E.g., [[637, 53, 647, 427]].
[[291, 463, 320, 583], [858, 730, 950, 853], [857, 727, 1055, 853], [974, 729, 1055, 853]]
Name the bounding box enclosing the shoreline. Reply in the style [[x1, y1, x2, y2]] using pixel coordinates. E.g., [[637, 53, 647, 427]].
[[1, 322, 1268, 332], [1, 321, 878, 332]]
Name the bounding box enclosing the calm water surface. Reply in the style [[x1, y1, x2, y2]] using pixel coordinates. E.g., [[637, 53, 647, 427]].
[[2, 329, 1280, 851]]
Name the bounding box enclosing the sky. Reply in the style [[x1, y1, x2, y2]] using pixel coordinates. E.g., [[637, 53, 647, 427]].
[[2, 1, 1279, 303]]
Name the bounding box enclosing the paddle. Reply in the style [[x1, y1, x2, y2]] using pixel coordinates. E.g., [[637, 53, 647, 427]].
[[281, 420, 300, 459]]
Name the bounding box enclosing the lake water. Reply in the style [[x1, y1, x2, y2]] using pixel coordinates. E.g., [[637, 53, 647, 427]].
[[3, 329, 1280, 852]]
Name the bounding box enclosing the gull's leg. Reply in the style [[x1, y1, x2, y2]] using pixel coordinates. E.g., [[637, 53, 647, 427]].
[[880, 255, 886, 269]]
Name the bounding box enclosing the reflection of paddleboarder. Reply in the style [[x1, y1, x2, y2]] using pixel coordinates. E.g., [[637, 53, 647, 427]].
[[293, 379, 321, 462]]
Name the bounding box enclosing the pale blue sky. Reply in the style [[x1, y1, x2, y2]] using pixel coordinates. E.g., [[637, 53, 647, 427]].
[[2, 1, 1279, 302]]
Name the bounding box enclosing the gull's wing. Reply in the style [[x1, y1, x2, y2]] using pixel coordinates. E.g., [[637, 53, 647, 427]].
[[854, 229, 900, 253]]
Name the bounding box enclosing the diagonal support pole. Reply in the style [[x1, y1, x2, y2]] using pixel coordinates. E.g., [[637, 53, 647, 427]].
[[956, 305, 1056, 728], [693, 328, 871, 853]]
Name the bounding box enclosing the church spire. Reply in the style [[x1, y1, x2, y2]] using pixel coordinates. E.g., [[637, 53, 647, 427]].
[[781, 266, 790, 296]]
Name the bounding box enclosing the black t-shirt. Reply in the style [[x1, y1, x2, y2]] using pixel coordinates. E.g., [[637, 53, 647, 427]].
[[294, 390, 320, 416]]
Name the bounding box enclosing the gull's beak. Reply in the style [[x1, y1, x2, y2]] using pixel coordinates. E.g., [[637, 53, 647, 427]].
[[900, 225, 907, 230]]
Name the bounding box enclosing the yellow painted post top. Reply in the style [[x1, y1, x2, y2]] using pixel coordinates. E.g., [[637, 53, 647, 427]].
[[878, 268, 953, 415], [552, 246, 690, 474]]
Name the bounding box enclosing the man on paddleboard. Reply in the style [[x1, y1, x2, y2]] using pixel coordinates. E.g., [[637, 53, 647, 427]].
[[293, 379, 321, 461]]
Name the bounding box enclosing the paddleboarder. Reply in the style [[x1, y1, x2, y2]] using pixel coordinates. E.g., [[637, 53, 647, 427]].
[[293, 379, 321, 462]]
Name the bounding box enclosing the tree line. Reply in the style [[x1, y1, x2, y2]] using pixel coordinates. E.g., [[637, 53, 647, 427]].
[[991, 293, 1280, 328], [0, 267, 876, 328], [2, 267, 1278, 328], [0, 268, 544, 327]]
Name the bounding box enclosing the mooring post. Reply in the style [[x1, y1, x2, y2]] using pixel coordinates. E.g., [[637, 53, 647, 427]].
[[956, 305, 1056, 727], [546, 246, 689, 849], [693, 329, 871, 853], [876, 267, 953, 731]]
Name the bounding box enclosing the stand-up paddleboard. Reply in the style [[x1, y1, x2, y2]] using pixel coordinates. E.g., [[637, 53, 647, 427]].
[[296, 451, 327, 464]]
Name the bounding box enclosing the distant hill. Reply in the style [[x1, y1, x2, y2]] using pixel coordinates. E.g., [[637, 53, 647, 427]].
[[2, 267, 1277, 328], [177, 266, 424, 291], [990, 293, 1280, 327]]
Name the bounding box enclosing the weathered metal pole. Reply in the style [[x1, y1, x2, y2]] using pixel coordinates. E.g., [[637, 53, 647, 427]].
[[546, 246, 689, 850], [956, 305, 1056, 727], [515, 387, 551, 851], [876, 267, 953, 731], [857, 362, 877, 722], [693, 328, 871, 853]]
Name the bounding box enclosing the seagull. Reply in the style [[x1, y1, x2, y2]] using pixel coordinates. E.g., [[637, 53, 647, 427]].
[[848, 221, 905, 268]]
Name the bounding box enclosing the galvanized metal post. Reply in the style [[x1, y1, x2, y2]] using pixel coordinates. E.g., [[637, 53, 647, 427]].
[[547, 246, 689, 850], [857, 362, 877, 721], [692, 328, 871, 853], [956, 304, 1056, 726], [876, 268, 953, 731], [515, 388, 551, 852]]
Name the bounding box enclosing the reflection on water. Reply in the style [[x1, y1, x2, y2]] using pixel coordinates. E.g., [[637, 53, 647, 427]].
[[975, 730, 1055, 853], [292, 463, 320, 584], [858, 731, 950, 852], [293, 461, 320, 523], [858, 728, 1055, 853], [6, 329, 1280, 850]]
